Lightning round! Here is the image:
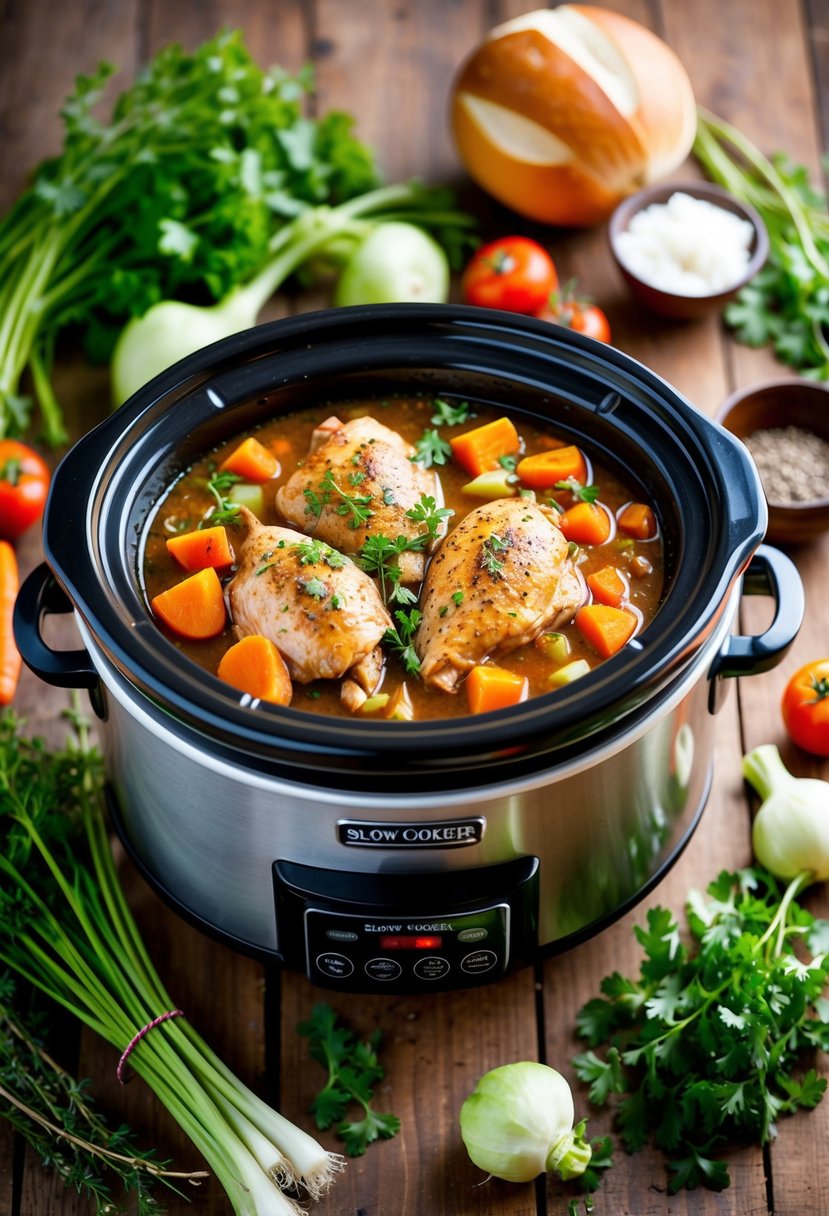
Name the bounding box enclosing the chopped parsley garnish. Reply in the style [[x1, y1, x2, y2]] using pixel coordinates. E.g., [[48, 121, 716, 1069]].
[[203, 469, 243, 526], [430, 398, 473, 427], [304, 468, 374, 530], [481, 531, 511, 577], [299, 577, 328, 600], [498, 454, 518, 472], [293, 538, 347, 568], [555, 477, 600, 503], [410, 428, 452, 468], [383, 608, 422, 674], [452, 590, 464, 606], [405, 493, 453, 542]]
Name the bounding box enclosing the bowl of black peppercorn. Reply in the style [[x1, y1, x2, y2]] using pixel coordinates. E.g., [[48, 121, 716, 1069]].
[[717, 379, 829, 544]]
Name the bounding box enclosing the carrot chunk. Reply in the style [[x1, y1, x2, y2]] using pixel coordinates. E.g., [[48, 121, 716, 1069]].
[[150, 567, 227, 639], [558, 501, 611, 545], [466, 664, 529, 714], [166, 525, 233, 573], [449, 416, 520, 477], [576, 604, 637, 658], [220, 436, 278, 483], [217, 635, 292, 705], [516, 445, 587, 490], [586, 564, 627, 608], [617, 501, 657, 540]]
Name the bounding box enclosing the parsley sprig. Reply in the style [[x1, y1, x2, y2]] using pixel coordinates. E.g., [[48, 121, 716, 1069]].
[[203, 469, 242, 526], [298, 1002, 400, 1157], [430, 397, 473, 426], [573, 867, 829, 1194], [304, 468, 374, 530], [384, 609, 423, 674], [410, 428, 452, 468], [357, 493, 453, 609]]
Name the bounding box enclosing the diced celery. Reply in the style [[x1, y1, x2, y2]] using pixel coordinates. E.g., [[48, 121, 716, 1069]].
[[548, 659, 591, 688], [462, 467, 519, 500], [360, 693, 391, 714], [229, 482, 266, 517], [536, 632, 570, 664]]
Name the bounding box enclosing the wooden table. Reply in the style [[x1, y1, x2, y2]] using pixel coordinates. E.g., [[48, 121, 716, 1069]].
[[2, 2, 828, 1213]]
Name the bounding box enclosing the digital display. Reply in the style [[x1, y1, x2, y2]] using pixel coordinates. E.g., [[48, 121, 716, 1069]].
[[379, 934, 443, 951]]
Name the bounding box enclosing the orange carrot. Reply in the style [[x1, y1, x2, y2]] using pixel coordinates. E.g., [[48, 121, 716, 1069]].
[[516, 445, 587, 490], [166, 525, 233, 573], [217, 634, 292, 705], [0, 540, 21, 705], [449, 416, 520, 477], [269, 436, 294, 459], [150, 567, 227, 639], [576, 604, 637, 658], [558, 501, 611, 545], [220, 436, 278, 483], [586, 564, 627, 608], [617, 501, 657, 540], [466, 664, 529, 714]]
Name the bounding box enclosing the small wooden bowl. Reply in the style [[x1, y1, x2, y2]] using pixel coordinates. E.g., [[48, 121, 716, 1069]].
[[608, 182, 769, 319], [716, 379, 829, 544]]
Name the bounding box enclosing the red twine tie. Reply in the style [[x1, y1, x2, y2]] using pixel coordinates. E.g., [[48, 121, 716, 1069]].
[[117, 1009, 184, 1084]]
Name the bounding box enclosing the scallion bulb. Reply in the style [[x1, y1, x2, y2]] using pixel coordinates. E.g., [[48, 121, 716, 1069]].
[[459, 1061, 591, 1183]]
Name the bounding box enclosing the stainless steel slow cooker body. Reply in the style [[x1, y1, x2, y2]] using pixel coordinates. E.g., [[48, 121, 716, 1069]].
[[15, 305, 804, 993]]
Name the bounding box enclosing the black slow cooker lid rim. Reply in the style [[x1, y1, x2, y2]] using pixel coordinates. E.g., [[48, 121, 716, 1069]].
[[45, 304, 765, 762]]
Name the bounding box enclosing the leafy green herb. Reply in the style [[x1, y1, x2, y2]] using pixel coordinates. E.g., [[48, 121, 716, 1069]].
[[357, 494, 452, 611], [452, 590, 464, 607], [298, 1002, 400, 1157], [695, 110, 829, 379], [300, 577, 328, 600], [404, 493, 454, 541], [320, 468, 374, 529], [0, 973, 203, 1214], [411, 428, 452, 468], [384, 609, 423, 674], [293, 537, 346, 568], [498, 454, 517, 472], [0, 708, 342, 1211], [555, 478, 600, 503], [573, 867, 829, 1194], [481, 531, 511, 577], [204, 469, 242, 526], [430, 398, 473, 426]]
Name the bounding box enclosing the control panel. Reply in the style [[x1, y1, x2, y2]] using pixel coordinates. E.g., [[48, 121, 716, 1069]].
[[273, 856, 539, 993]]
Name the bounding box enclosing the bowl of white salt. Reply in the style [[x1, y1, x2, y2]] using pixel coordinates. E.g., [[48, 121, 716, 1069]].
[[716, 379, 829, 544], [608, 182, 769, 319]]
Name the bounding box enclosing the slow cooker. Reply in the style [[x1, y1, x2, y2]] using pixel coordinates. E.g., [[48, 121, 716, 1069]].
[[14, 305, 804, 994]]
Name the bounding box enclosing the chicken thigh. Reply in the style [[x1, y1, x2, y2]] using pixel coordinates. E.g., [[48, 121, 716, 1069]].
[[415, 498, 585, 692], [275, 415, 442, 582], [226, 509, 390, 704]]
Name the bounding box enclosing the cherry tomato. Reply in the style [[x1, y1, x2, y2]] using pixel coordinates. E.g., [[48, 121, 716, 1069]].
[[461, 237, 558, 314], [536, 285, 611, 343], [0, 440, 50, 540], [781, 659, 829, 756]]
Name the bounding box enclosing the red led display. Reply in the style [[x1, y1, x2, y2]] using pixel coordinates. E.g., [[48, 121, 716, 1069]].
[[379, 935, 443, 951]]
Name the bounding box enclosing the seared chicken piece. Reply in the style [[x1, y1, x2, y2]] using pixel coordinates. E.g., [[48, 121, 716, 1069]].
[[226, 510, 390, 702], [275, 415, 442, 582], [416, 498, 585, 692]]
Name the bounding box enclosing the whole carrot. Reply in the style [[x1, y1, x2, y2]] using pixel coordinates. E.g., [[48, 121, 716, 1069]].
[[0, 540, 21, 704]]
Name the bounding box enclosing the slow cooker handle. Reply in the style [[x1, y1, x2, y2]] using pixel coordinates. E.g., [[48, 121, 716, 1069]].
[[13, 563, 99, 689], [708, 544, 804, 713]]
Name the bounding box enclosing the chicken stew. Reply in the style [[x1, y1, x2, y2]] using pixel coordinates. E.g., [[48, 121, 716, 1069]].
[[141, 395, 664, 721]]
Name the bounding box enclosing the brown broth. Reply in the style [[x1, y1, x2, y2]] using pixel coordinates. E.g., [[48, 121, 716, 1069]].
[[142, 395, 663, 720]]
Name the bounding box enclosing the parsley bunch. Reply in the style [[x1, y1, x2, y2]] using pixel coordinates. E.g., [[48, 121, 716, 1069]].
[[695, 109, 829, 379], [298, 1003, 400, 1157], [574, 867, 829, 1193]]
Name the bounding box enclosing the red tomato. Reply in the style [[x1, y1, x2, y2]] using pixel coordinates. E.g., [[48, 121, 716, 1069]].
[[781, 659, 829, 756], [537, 286, 611, 343], [461, 237, 558, 314], [0, 440, 50, 540]]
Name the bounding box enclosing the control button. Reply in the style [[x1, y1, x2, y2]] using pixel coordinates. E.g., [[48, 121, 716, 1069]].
[[457, 926, 488, 944], [316, 952, 354, 979], [413, 955, 450, 981], [461, 950, 498, 975], [326, 928, 359, 942], [365, 957, 402, 981]]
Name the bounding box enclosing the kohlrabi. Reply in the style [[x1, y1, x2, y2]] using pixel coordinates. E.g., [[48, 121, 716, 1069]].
[[743, 743, 829, 884], [111, 183, 470, 404], [459, 1061, 591, 1184]]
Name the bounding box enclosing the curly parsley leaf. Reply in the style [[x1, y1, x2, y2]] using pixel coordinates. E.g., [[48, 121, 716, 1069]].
[[411, 428, 452, 468], [430, 397, 473, 426]]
